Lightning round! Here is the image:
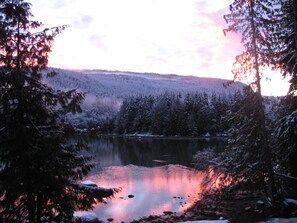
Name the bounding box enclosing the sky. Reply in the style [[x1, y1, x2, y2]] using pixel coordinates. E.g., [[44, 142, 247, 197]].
[[28, 0, 289, 96]]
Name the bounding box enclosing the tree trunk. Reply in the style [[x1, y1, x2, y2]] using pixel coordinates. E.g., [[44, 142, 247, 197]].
[[293, 0, 297, 52], [249, 1, 261, 95], [249, 0, 276, 205], [27, 192, 35, 223], [36, 193, 42, 223]]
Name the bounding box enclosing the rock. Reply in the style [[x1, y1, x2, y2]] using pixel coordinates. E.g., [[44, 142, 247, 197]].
[[163, 211, 173, 215]]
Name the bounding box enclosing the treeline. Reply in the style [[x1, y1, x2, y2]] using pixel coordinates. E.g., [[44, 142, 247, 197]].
[[113, 91, 236, 136]]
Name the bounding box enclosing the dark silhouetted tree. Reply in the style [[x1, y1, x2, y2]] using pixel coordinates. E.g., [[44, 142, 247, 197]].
[[274, 95, 297, 199], [274, 0, 297, 94], [0, 1, 114, 222], [222, 0, 277, 204]]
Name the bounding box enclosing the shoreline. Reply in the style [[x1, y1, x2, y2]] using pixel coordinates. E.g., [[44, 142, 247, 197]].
[[130, 191, 277, 223], [88, 132, 229, 141]]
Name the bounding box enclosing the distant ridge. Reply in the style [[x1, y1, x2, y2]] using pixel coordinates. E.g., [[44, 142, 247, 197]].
[[67, 68, 233, 81], [43, 68, 244, 98]]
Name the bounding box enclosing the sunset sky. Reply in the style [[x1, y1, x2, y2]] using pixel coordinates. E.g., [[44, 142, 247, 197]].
[[28, 0, 289, 96]]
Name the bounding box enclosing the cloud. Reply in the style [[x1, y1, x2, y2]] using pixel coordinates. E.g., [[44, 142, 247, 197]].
[[73, 14, 94, 29], [30, 0, 243, 79], [89, 35, 108, 50], [53, 0, 81, 9], [53, 1, 67, 9]]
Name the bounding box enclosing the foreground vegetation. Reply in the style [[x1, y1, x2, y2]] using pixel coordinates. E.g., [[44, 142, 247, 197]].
[[0, 1, 115, 222]]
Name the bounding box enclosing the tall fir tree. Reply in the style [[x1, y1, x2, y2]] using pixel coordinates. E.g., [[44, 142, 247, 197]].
[[223, 0, 277, 204], [272, 1, 297, 200], [0, 1, 114, 222]]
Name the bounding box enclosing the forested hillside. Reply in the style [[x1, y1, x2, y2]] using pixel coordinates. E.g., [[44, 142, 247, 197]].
[[43, 68, 246, 129], [43, 68, 245, 98], [43, 69, 282, 135]]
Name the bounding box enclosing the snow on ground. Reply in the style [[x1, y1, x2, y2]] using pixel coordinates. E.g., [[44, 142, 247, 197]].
[[178, 220, 230, 223], [260, 218, 297, 223], [285, 199, 297, 206], [44, 68, 244, 98], [178, 219, 297, 223]]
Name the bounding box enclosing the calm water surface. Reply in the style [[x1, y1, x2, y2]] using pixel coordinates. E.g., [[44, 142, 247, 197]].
[[79, 136, 226, 223]]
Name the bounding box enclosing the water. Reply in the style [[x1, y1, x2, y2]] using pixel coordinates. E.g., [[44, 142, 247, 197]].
[[79, 136, 226, 223]]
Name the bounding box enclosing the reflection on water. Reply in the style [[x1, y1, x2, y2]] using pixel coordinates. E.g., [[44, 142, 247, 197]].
[[86, 136, 226, 170], [83, 165, 212, 223], [80, 136, 226, 222]]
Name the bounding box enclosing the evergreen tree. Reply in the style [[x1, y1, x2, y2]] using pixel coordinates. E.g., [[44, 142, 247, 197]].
[[255, 0, 297, 201], [140, 95, 154, 132], [150, 92, 170, 135], [114, 99, 130, 134], [222, 0, 277, 204], [219, 87, 272, 190], [0, 1, 114, 222], [224, 0, 279, 91], [274, 0, 297, 94], [210, 93, 230, 134], [114, 92, 236, 137], [274, 95, 297, 199], [115, 96, 142, 134]]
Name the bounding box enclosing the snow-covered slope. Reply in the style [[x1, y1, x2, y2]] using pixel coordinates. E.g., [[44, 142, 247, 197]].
[[42, 68, 245, 128], [43, 68, 244, 98]]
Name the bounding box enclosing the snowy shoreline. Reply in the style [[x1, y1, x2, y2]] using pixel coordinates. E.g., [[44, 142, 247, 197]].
[[91, 132, 229, 141]]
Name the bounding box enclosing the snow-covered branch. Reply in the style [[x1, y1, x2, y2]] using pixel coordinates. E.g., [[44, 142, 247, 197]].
[[72, 181, 119, 199]]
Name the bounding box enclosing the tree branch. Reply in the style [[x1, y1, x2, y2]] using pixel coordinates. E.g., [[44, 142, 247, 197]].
[[72, 183, 119, 199], [274, 172, 297, 181]]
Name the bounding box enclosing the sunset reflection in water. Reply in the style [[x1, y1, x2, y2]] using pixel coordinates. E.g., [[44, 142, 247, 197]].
[[82, 164, 212, 223]]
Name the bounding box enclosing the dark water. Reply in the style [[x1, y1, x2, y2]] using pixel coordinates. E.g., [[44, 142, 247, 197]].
[[86, 136, 226, 169], [77, 136, 226, 223]]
